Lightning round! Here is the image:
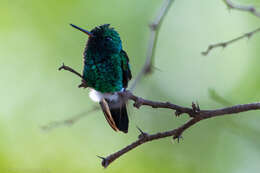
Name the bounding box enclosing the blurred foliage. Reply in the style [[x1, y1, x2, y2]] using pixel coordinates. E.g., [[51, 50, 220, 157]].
[[0, 0, 260, 172]]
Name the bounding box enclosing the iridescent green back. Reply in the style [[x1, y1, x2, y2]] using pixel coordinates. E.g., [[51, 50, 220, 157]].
[[82, 24, 131, 93]]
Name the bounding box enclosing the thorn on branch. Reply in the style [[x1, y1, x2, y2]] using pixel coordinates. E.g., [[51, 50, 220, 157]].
[[58, 63, 65, 71], [137, 126, 149, 139], [97, 155, 108, 168], [175, 110, 182, 117], [246, 33, 253, 39], [249, 7, 255, 13], [144, 65, 153, 75], [78, 82, 87, 88], [173, 134, 183, 143], [221, 43, 227, 48], [192, 102, 200, 113], [133, 97, 143, 108], [149, 23, 158, 31]]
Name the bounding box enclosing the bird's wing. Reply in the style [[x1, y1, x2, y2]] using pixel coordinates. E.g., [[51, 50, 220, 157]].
[[120, 50, 132, 88]]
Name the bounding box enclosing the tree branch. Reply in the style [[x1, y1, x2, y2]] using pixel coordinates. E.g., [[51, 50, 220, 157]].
[[223, 0, 260, 18], [129, 0, 174, 90], [58, 63, 260, 168], [208, 88, 232, 106], [41, 107, 99, 131], [58, 63, 83, 79], [202, 0, 260, 56], [100, 91, 260, 167], [202, 27, 260, 56], [99, 117, 200, 167]]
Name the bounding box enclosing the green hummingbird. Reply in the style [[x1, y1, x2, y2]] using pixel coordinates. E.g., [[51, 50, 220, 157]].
[[71, 24, 132, 133]]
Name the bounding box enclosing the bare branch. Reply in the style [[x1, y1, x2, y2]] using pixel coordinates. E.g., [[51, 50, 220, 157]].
[[202, 27, 260, 55], [101, 91, 260, 167], [129, 0, 174, 90], [100, 117, 200, 168], [208, 88, 232, 106], [121, 91, 260, 119], [59, 63, 83, 78], [202, 0, 260, 56], [59, 63, 260, 168], [59, 63, 87, 88], [41, 64, 97, 131], [224, 0, 260, 18], [41, 107, 99, 131], [120, 90, 198, 117]]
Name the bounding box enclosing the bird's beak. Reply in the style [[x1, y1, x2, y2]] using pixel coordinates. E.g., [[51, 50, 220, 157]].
[[70, 24, 93, 37]]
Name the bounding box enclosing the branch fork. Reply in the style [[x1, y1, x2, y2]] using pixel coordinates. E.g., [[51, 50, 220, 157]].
[[58, 63, 260, 167]]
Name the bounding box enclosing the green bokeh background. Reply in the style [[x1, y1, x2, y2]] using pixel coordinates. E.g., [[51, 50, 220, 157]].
[[1, 0, 260, 172]]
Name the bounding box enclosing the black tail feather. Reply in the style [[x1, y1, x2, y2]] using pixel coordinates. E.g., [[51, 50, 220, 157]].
[[100, 99, 129, 133], [109, 102, 129, 133], [99, 99, 119, 132]]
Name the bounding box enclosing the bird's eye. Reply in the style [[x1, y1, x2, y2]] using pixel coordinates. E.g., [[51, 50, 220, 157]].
[[105, 36, 112, 41]]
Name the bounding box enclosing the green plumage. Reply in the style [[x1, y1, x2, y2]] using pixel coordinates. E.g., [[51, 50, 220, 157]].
[[71, 23, 131, 133], [82, 24, 131, 93]]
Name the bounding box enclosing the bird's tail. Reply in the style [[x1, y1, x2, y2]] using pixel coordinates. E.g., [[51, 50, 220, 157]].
[[99, 98, 129, 133]]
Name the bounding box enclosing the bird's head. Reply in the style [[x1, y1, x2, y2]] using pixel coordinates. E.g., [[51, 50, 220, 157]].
[[71, 24, 122, 54]]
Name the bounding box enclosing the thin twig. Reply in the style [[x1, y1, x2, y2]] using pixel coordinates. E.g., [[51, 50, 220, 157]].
[[129, 0, 174, 90], [208, 88, 232, 106], [59, 63, 260, 168], [224, 0, 260, 18], [59, 63, 88, 88], [58, 63, 83, 78], [202, 0, 260, 56], [202, 27, 260, 55], [41, 107, 99, 131]]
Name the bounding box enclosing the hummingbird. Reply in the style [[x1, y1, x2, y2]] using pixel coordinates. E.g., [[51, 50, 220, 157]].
[[71, 24, 132, 133]]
